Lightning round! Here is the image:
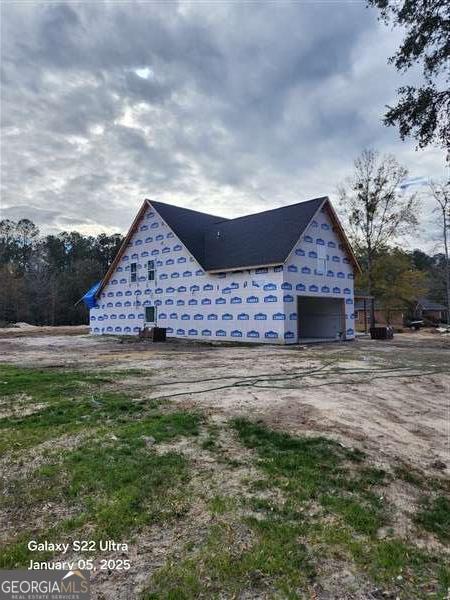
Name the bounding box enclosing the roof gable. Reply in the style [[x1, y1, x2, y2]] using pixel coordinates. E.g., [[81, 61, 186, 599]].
[[96, 200, 225, 297]]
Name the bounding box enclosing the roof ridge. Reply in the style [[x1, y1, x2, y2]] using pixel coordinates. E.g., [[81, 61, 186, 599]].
[[148, 196, 328, 226], [214, 196, 327, 226]]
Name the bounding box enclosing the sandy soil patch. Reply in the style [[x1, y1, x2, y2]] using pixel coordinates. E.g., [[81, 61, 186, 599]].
[[1, 329, 449, 473], [0, 325, 90, 338]]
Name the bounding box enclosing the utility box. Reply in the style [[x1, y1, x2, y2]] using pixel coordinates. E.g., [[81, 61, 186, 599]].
[[139, 327, 167, 342], [370, 326, 394, 340]]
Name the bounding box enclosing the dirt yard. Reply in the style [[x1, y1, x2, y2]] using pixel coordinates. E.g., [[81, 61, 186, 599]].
[[1, 328, 448, 470], [0, 328, 449, 599]]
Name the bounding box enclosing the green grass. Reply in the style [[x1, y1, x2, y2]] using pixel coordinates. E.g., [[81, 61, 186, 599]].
[[231, 418, 386, 534], [200, 422, 222, 451], [0, 409, 200, 567], [370, 539, 449, 597], [0, 363, 202, 568], [0, 365, 157, 454], [200, 436, 217, 450], [145, 520, 314, 599], [0, 365, 115, 399], [208, 495, 237, 515], [394, 464, 450, 543], [144, 419, 391, 599], [321, 494, 384, 535], [227, 419, 449, 599], [0, 391, 147, 454], [311, 527, 450, 596], [116, 411, 200, 443], [394, 464, 426, 487], [415, 496, 450, 543]]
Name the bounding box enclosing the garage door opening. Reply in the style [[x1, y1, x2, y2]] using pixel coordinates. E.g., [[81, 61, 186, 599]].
[[297, 296, 345, 342]]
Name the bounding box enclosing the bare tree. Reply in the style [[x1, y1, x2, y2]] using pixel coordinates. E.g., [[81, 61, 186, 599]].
[[338, 149, 419, 296], [429, 180, 450, 323]]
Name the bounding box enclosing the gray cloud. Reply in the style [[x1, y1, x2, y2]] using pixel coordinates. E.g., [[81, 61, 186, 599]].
[[0, 1, 444, 250]]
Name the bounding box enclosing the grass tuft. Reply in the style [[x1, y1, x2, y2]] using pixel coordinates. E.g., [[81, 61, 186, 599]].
[[414, 496, 450, 543]]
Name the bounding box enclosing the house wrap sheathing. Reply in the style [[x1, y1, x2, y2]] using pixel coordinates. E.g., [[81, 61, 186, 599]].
[[90, 197, 359, 343]]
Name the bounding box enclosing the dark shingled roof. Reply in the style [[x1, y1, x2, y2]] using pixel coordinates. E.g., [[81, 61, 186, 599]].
[[150, 200, 227, 267], [203, 197, 326, 271], [151, 196, 327, 271], [417, 297, 448, 311]]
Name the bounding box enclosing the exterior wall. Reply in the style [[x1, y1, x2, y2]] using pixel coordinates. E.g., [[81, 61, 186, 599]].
[[421, 309, 446, 322], [282, 204, 355, 342], [90, 202, 356, 344], [355, 309, 369, 332], [354, 298, 373, 332], [374, 309, 404, 326], [90, 203, 286, 343]]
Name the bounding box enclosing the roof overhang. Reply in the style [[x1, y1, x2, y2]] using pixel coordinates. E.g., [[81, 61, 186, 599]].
[[206, 261, 283, 274]]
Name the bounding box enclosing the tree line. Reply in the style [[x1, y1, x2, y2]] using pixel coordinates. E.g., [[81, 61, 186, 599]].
[[0, 187, 448, 327], [0, 219, 123, 326]]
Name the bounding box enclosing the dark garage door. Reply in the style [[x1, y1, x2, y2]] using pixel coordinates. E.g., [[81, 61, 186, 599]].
[[297, 296, 345, 341]]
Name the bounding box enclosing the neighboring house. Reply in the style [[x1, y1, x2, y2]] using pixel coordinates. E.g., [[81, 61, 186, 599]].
[[414, 298, 449, 323], [354, 295, 404, 329], [374, 306, 405, 327], [88, 197, 360, 343], [354, 294, 449, 330]]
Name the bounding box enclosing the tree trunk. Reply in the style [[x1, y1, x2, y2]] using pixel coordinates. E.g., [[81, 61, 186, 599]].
[[367, 245, 375, 327], [443, 206, 450, 324]]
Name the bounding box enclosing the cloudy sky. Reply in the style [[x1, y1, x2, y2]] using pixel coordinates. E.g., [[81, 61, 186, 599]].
[[1, 1, 446, 251]]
